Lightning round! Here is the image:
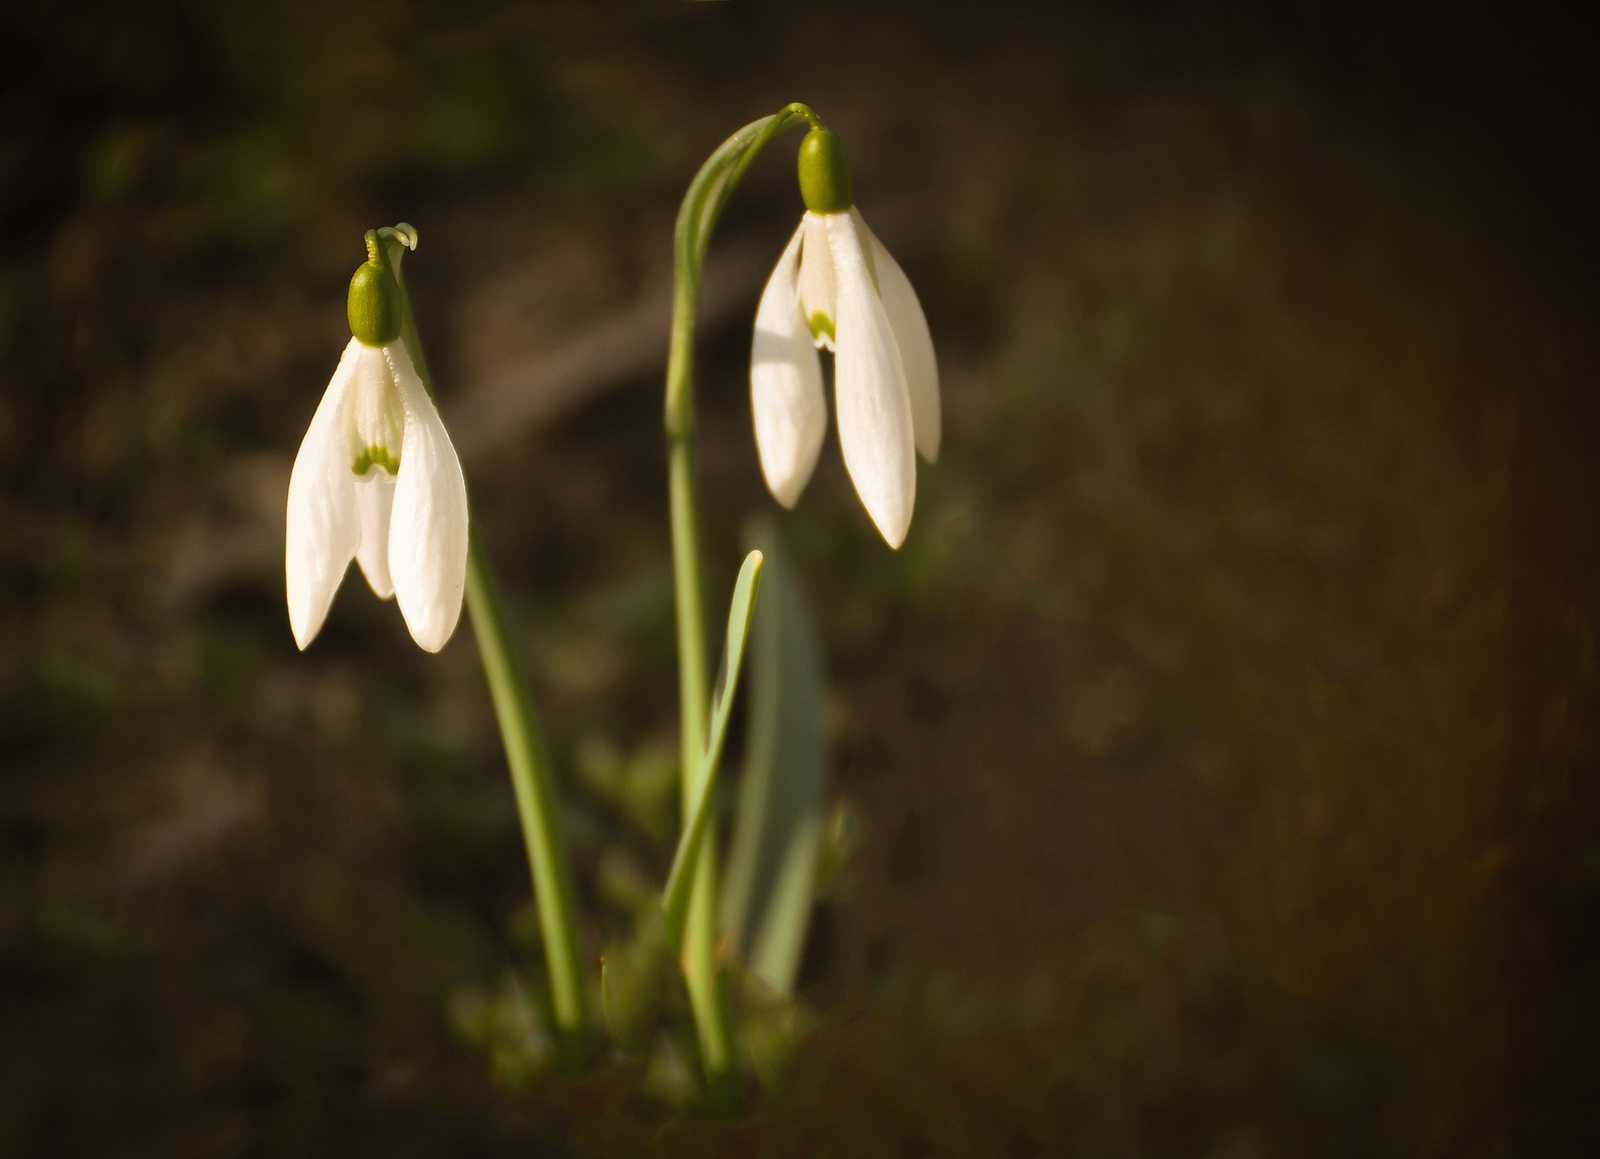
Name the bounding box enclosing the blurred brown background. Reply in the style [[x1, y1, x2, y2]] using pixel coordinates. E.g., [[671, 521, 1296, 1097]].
[[2, 1, 1596, 1155]]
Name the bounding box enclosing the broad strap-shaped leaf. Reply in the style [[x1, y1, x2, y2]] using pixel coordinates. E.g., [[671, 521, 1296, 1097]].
[[662, 550, 765, 948], [718, 520, 827, 994]]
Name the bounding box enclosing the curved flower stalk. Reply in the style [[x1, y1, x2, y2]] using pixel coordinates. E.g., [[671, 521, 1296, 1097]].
[[286, 240, 469, 652], [751, 127, 940, 548]]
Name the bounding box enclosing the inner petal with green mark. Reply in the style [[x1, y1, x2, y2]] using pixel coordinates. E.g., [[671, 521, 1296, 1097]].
[[797, 213, 838, 352], [352, 445, 400, 476], [346, 345, 407, 477]]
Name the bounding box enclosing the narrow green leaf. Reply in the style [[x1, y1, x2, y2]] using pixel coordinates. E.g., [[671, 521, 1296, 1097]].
[[719, 520, 828, 994], [663, 550, 765, 947]]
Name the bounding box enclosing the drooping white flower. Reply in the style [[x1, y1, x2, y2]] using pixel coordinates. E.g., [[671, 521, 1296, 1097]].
[[750, 127, 939, 549], [285, 333, 469, 653]]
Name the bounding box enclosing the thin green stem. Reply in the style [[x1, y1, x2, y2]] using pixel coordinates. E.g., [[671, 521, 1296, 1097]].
[[463, 531, 589, 1062], [663, 103, 818, 1100], [380, 228, 589, 1060], [669, 437, 732, 1092]]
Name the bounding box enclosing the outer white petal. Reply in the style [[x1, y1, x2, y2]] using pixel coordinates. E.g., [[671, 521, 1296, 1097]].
[[751, 220, 827, 507], [354, 473, 397, 599], [827, 212, 916, 549], [383, 342, 469, 653], [285, 338, 364, 649], [853, 208, 940, 462]]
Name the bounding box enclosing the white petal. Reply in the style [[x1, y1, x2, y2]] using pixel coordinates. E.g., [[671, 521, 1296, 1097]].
[[354, 473, 397, 599], [751, 220, 827, 507], [285, 338, 363, 649], [384, 342, 469, 653], [796, 211, 838, 350], [854, 208, 940, 462], [827, 213, 916, 549]]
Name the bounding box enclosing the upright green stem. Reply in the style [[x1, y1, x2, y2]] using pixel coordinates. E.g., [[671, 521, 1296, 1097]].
[[662, 103, 818, 1099], [379, 227, 589, 1059], [463, 532, 588, 1061], [669, 433, 731, 1090]]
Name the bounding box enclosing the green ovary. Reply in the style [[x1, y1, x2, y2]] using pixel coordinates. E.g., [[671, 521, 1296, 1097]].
[[352, 445, 400, 475]]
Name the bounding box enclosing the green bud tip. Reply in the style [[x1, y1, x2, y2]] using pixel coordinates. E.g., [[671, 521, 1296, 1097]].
[[798, 127, 854, 215], [348, 261, 402, 346]]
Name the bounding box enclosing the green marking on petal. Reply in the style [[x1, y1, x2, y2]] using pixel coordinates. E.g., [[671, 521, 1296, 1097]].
[[352, 445, 400, 476], [808, 311, 836, 345]]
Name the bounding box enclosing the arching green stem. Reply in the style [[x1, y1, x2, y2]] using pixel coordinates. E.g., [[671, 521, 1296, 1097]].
[[376, 225, 590, 1064], [662, 103, 818, 1101]]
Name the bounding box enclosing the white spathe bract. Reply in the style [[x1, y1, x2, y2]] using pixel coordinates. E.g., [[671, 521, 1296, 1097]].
[[286, 337, 469, 652], [750, 207, 939, 549]]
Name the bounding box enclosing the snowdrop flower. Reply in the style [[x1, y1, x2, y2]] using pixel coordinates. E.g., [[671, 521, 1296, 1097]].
[[750, 126, 939, 548], [285, 247, 469, 652]]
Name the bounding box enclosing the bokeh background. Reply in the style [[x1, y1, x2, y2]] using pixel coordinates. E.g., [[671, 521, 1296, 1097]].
[[3, 1, 1597, 1154]]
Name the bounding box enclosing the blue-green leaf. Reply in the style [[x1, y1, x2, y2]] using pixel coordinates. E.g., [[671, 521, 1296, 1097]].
[[719, 520, 827, 994]]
